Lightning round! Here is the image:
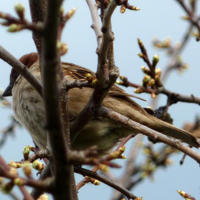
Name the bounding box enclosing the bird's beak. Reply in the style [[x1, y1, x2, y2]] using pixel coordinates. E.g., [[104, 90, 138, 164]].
[[2, 84, 12, 97]]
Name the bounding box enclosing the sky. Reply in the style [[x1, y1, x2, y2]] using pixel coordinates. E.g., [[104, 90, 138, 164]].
[[0, 0, 200, 200]]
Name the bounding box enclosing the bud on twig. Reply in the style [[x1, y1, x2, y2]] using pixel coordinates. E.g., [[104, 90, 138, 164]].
[[14, 178, 25, 186], [147, 79, 155, 87], [152, 55, 159, 67], [138, 53, 145, 59], [177, 190, 195, 200], [85, 73, 92, 81], [128, 6, 140, 11], [65, 7, 76, 21], [143, 75, 151, 84], [8, 24, 23, 32], [60, 43, 68, 55], [119, 146, 126, 153], [134, 88, 143, 94], [23, 146, 30, 160], [155, 68, 161, 76], [60, 6, 64, 18], [22, 161, 32, 178], [92, 79, 98, 86], [141, 66, 150, 75], [14, 3, 25, 20], [116, 80, 123, 85], [32, 160, 45, 171], [98, 164, 109, 172], [120, 5, 126, 13], [9, 160, 22, 168]]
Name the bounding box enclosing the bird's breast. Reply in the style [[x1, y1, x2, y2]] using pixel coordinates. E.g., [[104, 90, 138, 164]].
[[12, 77, 47, 149]]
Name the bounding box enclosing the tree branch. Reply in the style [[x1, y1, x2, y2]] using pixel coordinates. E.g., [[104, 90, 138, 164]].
[[42, 0, 74, 200], [86, 0, 102, 48], [74, 167, 138, 200]]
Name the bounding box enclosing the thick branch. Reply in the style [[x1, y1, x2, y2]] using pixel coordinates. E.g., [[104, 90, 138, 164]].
[[70, 0, 119, 144], [42, 0, 74, 200], [29, 0, 46, 59], [96, 0, 117, 88]]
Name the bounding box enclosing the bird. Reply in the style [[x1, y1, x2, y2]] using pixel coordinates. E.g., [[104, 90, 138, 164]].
[[2, 52, 200, 156]]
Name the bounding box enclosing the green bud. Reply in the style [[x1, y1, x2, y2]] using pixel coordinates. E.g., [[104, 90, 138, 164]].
[[152, 55, 159, 64]]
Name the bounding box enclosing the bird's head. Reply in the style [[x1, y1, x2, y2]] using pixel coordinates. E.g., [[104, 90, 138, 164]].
[[2, 52, 38, 97]]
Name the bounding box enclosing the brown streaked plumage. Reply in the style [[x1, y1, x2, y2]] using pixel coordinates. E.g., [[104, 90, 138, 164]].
[[3, 53, 200, 156]]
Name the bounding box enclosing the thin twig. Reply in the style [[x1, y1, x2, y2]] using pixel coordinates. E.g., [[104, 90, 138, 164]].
[[86, 0, 102, 48], [74, 167, 138, 200]]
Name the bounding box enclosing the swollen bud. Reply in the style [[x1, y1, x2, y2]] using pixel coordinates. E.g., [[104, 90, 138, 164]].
[[9, 160, 22, 168], [32, 160, 45, 171], [181, 16, 190, 20], [93, 179, 100, 185], [120, 5, 126, 13], [85, 73, 92, 81], [116, 80, 123, 85], [23, 146, 30, 160], [92, 79, 98, 86], [141, 66, 150, 74], [98, 164, 109, 172], [147, 79, 155, 87], [134, 88, 143, 94], [177, 190, 194, 199], [60, 6, 64, 17], [130, 6, 140, 11], [138, 53, 145, 59], [152, 55, 159, 65], [60, 43, 68, 55], [65, 7, 76, 20], [22, 161, 32, 178], [155, 68, 161, 76], [143, 75, 151, 83], [14, 3, 25, 19], [119, 146, 126, 153], [14, 178, 25, 186], [8, 24, 22, 32]]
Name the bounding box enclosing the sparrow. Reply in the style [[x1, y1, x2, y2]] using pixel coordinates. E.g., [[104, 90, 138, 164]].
[[2, 53, 200, 155]]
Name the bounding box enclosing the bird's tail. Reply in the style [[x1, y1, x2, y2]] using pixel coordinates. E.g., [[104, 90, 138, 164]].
[[144, 114, 200, 148]]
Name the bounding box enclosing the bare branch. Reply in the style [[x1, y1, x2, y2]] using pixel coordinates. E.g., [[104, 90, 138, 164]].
[[42, 0, 75, 200], [74, 167, 138, 200], [86, 0, 102, 48], [29, 0, 46, 59]]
